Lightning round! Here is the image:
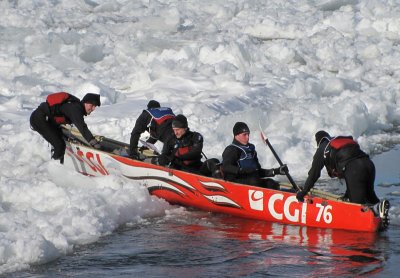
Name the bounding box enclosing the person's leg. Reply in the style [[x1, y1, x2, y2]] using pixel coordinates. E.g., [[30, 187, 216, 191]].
[[344, 158, 379, 204], [30, 110, 65, 160], [363, 158, 391, 228], [364, 159, 380, 204]]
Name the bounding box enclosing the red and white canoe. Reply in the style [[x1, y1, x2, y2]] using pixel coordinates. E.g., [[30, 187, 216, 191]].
[[62, 127, 383, 233]]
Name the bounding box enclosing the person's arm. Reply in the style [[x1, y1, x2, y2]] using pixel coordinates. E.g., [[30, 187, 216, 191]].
[[297, 142, 327, 201], [260, 165, 288, 177], [222, 145, 241, 176], [303, 144, 326, 193], [155, 136, 175, 166], [260, 168, 275, 177], [129, 111, 151, 155], [61, 103, 94, 142]]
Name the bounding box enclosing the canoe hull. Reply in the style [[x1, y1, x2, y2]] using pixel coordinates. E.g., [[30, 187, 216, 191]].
[[64, 141, 381, 232]]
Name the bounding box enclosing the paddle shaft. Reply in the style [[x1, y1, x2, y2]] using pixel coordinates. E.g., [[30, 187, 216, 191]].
[[263, 136, 301, 192], [61, 125, 91, 147]]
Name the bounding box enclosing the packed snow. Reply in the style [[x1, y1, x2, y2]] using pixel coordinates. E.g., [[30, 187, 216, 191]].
[[1, 0, 400, 274]]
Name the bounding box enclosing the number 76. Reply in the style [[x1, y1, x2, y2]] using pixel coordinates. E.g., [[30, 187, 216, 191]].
[[316, 203, 333, 223]]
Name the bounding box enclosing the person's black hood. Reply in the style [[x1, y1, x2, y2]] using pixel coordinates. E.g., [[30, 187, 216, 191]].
[[315, 130, 331, 146], [81, 93, 101, 106]]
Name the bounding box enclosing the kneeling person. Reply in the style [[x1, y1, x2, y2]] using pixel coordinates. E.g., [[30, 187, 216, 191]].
[[222, 122, 287, 189]]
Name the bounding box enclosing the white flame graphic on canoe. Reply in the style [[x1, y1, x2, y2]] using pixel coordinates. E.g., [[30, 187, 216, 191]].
[[202, 194, 241, 208], [119, 163, 241, 208], [66, 146, 242, 209], [199, 181, 241, 208]]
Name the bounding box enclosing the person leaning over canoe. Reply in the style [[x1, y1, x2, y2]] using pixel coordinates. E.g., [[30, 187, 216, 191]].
[[152, 114, 204, 174], [296, 130, 390, 227], [221, 122, 288, 189], [30, 92, 101, 163], [128, 100, 175, 159]]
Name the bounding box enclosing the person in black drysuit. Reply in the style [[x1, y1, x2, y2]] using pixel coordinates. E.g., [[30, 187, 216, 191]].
[[221, 122, 287, 189], [30, 93, 101, 163], [296, 130, 381, 205], [152, 114, 204, 174], [129, 100, 175, 159]]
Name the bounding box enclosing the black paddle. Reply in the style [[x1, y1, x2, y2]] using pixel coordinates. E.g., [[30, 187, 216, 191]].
[[259, 129, 301, 192]]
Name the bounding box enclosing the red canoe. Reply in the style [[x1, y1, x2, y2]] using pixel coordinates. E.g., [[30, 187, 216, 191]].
[[62, 127, 383, 233]]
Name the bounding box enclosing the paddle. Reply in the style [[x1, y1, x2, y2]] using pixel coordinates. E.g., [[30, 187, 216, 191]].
[[61, 125, 92, 147], [259, 128, 301, 192]]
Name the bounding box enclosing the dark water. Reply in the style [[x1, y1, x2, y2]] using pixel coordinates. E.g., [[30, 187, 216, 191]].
[[10, 149, 400, 278], [11, 214, 399, 278]]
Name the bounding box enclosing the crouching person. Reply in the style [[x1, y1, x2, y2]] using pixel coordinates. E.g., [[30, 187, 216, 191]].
[[221, 122, 287, 189], [30, 92, 101, 163], [152, 114, 204, 174], [128, 100, 175, 160]]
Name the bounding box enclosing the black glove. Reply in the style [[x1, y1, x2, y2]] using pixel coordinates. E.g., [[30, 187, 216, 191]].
[[157, 154, 171, 166], [89, 139, 101, 149], [273, 164, 288, 175], [129, 149, 139, 159], [129, 150, 146, 161], [296, 190, 307, 202], [239, 168, 257, 175]]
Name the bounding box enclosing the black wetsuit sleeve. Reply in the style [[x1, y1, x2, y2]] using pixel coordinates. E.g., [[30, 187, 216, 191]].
[[161, 135, 175, 156], [60, 102, 94, 142], [129, 111, 151, 153], [222, 145, 240, 175], [260, 168, 275, 177], [303, 142, 327, 193]]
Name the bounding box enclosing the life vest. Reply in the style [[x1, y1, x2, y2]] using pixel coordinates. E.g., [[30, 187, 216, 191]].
[[323, 136, 361, 177], [231, 143, 259, 171], [174, 132, 202, 166], [46, 92, 80, 124], [145, 107, 175, 136], [175, 146, 192, 165], [146, 107, 175, 125]]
